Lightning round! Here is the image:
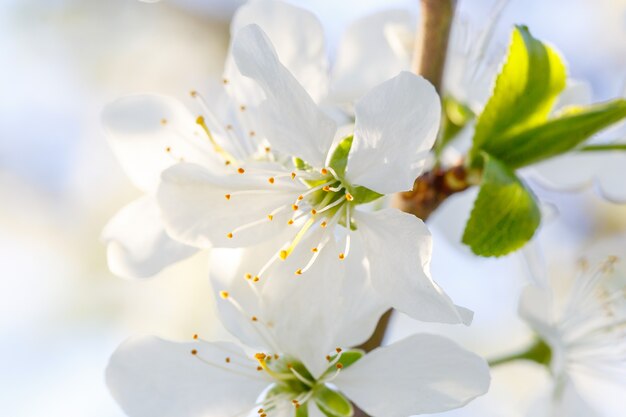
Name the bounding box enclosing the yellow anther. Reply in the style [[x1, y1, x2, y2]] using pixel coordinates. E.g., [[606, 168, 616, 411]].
[[268, 177, 275, 184], [336, 347, 342, 353], [257, 366, 263, 371], [311, 209, 317, 215], [323, 186, 330, 191], [165, 146, 171, 152], [245, 273, 252, 280], [267, 214, 274, 221], [265, 147, 271, 153], [297, 195, 304, 201], [252, 316, 258, 322], [345, 193, 354, 201], [312, 247, 318, 253], [225, 160, 231, 165], [295, 269, 302, 275], [223, 78, 229, 84], [255, 353, 267, 360], [326, 355, 332, 361], [320, 221, 327, 228], [291, 172, 296, 179], [160, 118, 167, 125], [193, 334, 198, 340], [227, 232, 233, 239], [292, 204, 299, 211], [190, 90, 198, 97], [336, 363, 343, 369], [288, 219, 294, 225], [191, 349, 198, 355], [240, 105, 247, 111], [224, 194, 231, 200], [280, 250, 288, 260], [258, 409, 264, 414], [321, 168, 329, 175], [339, 253, 345, 260], [219, 291, 229, 299], [238, 168, 245, 174], [225, 357, 231, 363], [253, 276, 260, 282]]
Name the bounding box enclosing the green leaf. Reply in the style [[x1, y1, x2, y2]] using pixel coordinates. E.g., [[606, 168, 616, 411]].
[[484, 99, 626, 168], [436, 96, 475, 155], [314, 386, 353, 417], [580, 143, 626, 152], [328, 136, 353, 178], [470, 25, 566, 163], [462, 154, 541, 256]]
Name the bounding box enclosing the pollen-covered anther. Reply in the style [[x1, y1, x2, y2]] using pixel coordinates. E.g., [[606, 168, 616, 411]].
[[251, 316, 258, 322], [320, 221, 327, 228], [227, 232, 233, 239], [295, 269, 302, 275], [249, 131, 256, 137], [267, 214, 274, 221], [297, 195, 304, 201], [288, 219, 294, 225], [326, 355, 331, 361], [245, 273, 252, 280], [160, 118, 167, 126], [189, 90, 198, 97], [193, 334, 198, 340], [254, 353, 267, 360], [311, 209, 317, 215], [279, 250, 289, 260], [225, 160, 231, 166], [265, 147, 271, 153], [253, 276, 260, 282], [240, 105, 247, 111], [291, 172, 296, 180], [257, 366, 263, 371], [312, 247, 318, 253], [336, 363, 344, 369], [292, 400, 301, 408], [345, 193, 354, 201], [224, 194, 231, 200], [225, 357, 231, 363], [323, 186, 330, 192], [222, 78, 229, 84], [268, 177, 275, 184], [238, 168, 245, 174], [165, 146, 171, 152], [258, 409, 264, 414], [219, 291, 229, 299], [336, 348, 342, 353], [339, 253, 345, 260], [191, 349, 198, 355], [292, 204, 299, 211], [321, 168, 329, 175]]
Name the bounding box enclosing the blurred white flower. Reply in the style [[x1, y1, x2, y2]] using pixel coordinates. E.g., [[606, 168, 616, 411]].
[[156, 24, 472, 325], [519, 256, 626, 416], [528, 82, 626, 202], [106, 256, 490, 417]]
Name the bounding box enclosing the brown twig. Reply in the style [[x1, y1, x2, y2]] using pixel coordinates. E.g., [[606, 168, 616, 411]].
[[353, 2, 459, 416]]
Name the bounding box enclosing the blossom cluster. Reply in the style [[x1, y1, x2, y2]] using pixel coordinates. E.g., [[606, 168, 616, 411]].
[[102, 1, 626, 416]]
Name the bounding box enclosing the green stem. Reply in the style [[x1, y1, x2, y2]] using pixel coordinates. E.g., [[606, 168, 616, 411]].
[[488, 338, 552, 367]]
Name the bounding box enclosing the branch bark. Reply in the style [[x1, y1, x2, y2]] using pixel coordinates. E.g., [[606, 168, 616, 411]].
[[353, 2, 458, 416]]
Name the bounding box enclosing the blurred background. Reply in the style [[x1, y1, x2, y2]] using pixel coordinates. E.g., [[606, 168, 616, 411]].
[[1, 0, 626, 416]]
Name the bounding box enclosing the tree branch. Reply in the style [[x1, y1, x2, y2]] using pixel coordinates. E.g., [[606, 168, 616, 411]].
[[353, 2, 458, 415]]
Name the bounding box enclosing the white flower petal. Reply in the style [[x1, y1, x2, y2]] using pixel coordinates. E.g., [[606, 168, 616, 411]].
[[158, 162, 301, 248], [259, 228, 385, 377], [102, 196, 197, 279], [354, 208, 472, 324], [106, 336, 269, 417], [330, 10, 413, 104], [229, 0, 329, 103], [231, 24, 337, 167], [334, 334, 490, 417], [102, 94, 218, 192], [347, 72, 440, 194], [530, 152, 626, 203]]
